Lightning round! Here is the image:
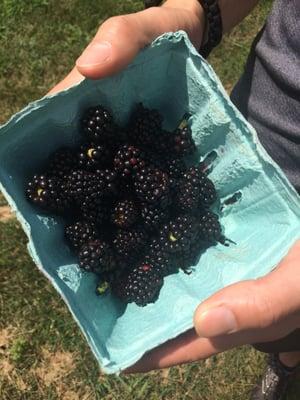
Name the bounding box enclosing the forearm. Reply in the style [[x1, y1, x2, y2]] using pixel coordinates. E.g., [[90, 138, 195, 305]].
[[163, 0, 260, 33]]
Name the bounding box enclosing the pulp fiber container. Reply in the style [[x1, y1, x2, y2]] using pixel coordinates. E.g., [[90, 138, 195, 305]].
[[0, 32, 299, 373]]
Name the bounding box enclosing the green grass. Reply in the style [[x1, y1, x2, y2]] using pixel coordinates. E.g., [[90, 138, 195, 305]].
[[1, 1, 300, 399]]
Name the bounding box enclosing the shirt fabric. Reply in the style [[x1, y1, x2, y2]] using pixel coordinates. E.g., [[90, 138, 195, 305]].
[[230, 0, 300, 193]]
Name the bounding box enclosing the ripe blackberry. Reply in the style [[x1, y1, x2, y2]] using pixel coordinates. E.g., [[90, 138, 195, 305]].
[[163, 157, 185, 189], [78, 142, 112, 170], [112, 199, 139, 228], [114, 145, 147, 178], [81, 105, 116, 145], [144, 251, 172, 278], [78, 239, 117, 274], [134, 167, 170, 208], [177, 166, 216, 212], [80, 196, 111, 226], [65, 221, 99, 251], [158, 214, 198, 254], [197, 210, 225, 244], [141, 203, 169, 231], [128, 103, 163, 148], [26, 174, 70, 214], [112, 261, 163, 306], [47, 147, 77, 178], [173, 124, 196, 157], [67, 169, 116, 204], [113, 227, 147, 261]]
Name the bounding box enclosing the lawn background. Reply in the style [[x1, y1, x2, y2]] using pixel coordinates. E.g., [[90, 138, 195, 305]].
[[0, 1, 299, 399]]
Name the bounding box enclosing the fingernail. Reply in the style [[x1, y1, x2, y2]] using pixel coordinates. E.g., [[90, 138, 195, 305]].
[[196, 306, 237, 337], [76, 41, 112, 67]]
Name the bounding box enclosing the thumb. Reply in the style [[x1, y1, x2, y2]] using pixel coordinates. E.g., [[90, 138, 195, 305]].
[[76, 4, 204, 79], [194, 241, 300, 342]]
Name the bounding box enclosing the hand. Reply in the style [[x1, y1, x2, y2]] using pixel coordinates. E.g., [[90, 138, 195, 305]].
[[48, 0, 205, 94], [125, 240, 300, 373]]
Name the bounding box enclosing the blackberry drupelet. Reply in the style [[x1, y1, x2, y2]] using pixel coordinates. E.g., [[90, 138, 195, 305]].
[[141, 203, 169, 231], [128, 103, 163, 148], [177, 165, 216, 212], [26, 174, 70, 214], [78, 142, 112, 170], [134, 167, 170, 208], [112, 199, 139, 228], [47, 147, 77, 178], [197, 210, 225, 244], [158, 214, 198, 253], [81, 105, 116, 144], [112, 261, 163, 306], [173, 123, 196, 157], [113, 227, 147, 261], [65, 221, 99, 251], [78, 239, 117, 274]]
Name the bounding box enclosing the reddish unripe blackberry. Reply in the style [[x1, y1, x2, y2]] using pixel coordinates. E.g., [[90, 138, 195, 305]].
[[112, 199, 139, 228], [65, 221, 99, 251], [78, 239, 117, 274], [114, 145, 147, 178], [81, 105, 116, 144], [78, 142, 111, 170], [26, 174, 71, 214], [134, 167, 170, 208], [112, 261, 163, 306], [47, 147, 77, 178]]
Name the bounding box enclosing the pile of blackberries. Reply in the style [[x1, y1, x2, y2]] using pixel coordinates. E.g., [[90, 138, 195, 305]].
[[26, 104, 225, 307]]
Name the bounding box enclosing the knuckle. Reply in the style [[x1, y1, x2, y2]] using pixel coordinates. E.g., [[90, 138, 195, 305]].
[[102, 15, 132, 35]]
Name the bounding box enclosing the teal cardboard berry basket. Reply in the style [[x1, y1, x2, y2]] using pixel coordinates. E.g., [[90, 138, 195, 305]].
[[0, 32, 299, 374]]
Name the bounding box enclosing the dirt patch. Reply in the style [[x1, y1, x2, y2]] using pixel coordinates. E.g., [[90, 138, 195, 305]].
[[0, 206, 14, 222], [35, 348, 76, 387]]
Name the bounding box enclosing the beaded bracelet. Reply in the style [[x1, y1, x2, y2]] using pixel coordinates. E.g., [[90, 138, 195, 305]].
[[143, 0, 223, 58]]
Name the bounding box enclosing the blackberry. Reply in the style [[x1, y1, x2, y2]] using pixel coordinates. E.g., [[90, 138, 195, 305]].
[[80, 196, 111, 226], [114, 145, 147, 178], [67, 170, 116, 204], [134, 167, 170, 208], [177, 166, 216, 212], [47, 147, 77, 178], [112, 199, 139, 228], [113, 227, 147, 261], [65, 221, 99, 251], [163, 157, 185, 189], [96, 169, 119, 197], [158, 214, 198, 253], [128, 103, 163, 148], [173, 124, 196, 157], [197, 210, 225, 244], [141, 203, 169, 231], [175, 240, 204, 271], [81, 105, 116, 145], [144, 251, 172, 278], [112, 261, 163, 306], [78, 239, 117, 274], [78, 142, 112, 170], [26, 174, 70, 214]]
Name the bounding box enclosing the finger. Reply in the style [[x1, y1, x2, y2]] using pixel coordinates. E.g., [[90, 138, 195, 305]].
[[76, 5, 204, 79], [48, 67, 84, 95], [194, 241, 300, 341]]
